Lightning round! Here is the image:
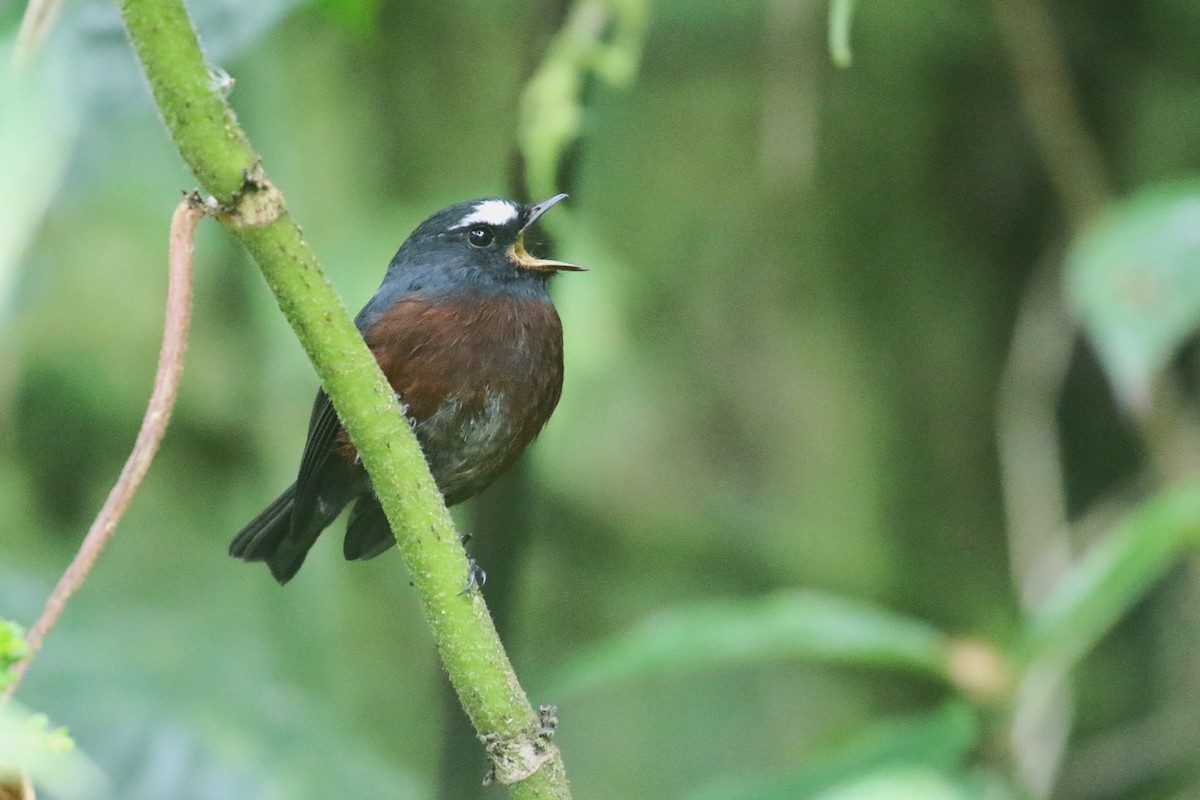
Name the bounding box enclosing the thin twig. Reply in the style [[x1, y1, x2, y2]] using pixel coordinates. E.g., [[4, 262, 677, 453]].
[[997, 254, 1075, 611], [995, 263, 1079, 797], [989, 0, 1113, 231], [11, 0, 65, 72], [2, 194, 204, 702], [988, 2, 1115, 794]]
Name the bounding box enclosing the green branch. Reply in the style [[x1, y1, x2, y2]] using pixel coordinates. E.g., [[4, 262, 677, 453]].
[[119, 0, 569, 795]]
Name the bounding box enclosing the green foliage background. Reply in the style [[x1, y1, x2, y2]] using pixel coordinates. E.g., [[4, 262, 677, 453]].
[[4, 1, 1200, 798]]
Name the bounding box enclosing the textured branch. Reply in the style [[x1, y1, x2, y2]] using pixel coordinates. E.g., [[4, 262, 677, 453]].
[[119, 0, 569, 795]]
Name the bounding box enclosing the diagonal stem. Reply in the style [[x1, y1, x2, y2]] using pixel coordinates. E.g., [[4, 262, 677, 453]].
[[118, 1, 570, 795], [3, 193, 204, 703]]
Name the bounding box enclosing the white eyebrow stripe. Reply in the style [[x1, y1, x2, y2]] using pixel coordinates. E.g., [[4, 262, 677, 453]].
[[456, 200, 519, 228]]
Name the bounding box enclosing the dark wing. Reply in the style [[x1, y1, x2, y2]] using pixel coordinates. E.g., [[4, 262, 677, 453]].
[[343, 495, 395, 560], [268, 299, 415, 579], [229, 286, 421, 584], [254, 388, 360, 580], [269, 295, 424, 578], [230, 390, 362, 584], [292, 389, 345, 520], [229, 483, 296, 560]]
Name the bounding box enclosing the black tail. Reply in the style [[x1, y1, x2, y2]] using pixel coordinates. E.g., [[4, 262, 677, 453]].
[[343, 495, 396, 561], [230, 483, 351, 584], [230, 484, 296, 561]]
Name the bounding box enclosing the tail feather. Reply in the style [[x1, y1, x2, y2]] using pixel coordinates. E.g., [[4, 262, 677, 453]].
[[230, 483, 354, 584], [343, 496, 396, 561], [230, 485, 296, 561]]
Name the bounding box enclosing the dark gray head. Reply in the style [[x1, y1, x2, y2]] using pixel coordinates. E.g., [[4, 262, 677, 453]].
[[381, 194, 584, 296]]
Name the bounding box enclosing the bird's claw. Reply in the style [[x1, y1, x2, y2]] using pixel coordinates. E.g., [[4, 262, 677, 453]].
[[459, 556, 487, 595]]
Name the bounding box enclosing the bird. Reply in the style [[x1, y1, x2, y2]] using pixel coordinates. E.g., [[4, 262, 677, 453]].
[[230, 194, 584, 584]]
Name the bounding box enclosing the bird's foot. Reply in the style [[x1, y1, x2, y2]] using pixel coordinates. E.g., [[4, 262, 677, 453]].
[[458, 534, 487, 595]]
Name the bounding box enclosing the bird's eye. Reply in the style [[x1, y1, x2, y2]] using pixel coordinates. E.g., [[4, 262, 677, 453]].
[[468, 226, 494, 247]]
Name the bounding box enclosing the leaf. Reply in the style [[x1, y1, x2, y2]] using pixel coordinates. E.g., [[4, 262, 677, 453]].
[[547, 590, 956, 696], [312, 0, 379, 34], [0, 617, 27, 690], [1021, 479, 1200, 671], [0, 37, 81, 323], [688, 703, 981, 800], [0, 0, 303, 322], [0, 702, 109, 800], [810, 768, 985, 800], [1065, 180, 1200, 410], [829, 0, 856, 68], [518, 0, 649, 200]]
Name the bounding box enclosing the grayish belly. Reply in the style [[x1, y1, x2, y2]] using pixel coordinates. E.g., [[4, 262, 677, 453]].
[[414, 389, 524, 504]]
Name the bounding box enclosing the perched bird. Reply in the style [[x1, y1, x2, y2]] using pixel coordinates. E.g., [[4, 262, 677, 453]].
[[230, 194, 584, 584]]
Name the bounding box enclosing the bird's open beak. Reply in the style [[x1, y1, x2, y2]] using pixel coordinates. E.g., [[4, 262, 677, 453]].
[[509, 193, 588, 273], [509, 239, 587, 273]]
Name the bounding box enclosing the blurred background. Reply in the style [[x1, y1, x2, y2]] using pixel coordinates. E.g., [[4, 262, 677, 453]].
[[4, 1, 1200, 798]]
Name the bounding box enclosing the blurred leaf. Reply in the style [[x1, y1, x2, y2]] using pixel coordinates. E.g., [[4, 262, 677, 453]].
[[688, 703, 980, 800], [829, 0, 856, 68], [0, 617, 27, 690], [0, 0, 306, 322], [810, 768, 986, 800], [547, 590, 956, 696], [0, 702, 109, 800], [519, 0, 648, 200], [312, 0, 379, 34], [8, 579, 435, 800], [1021, 479, 1200, 670], [89, 714, 429, 800], [1065, 180, 1200, 410], [19, 1, 304, 126], [0, 36, 81, 322]]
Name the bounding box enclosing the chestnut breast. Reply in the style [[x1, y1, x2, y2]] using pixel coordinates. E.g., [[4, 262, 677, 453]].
[[356, 291, 564, 505]]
